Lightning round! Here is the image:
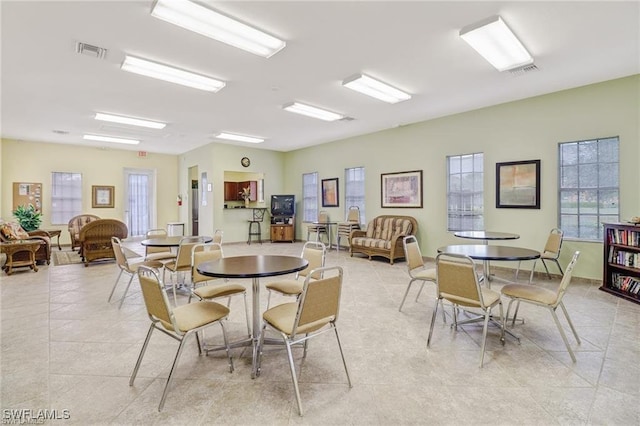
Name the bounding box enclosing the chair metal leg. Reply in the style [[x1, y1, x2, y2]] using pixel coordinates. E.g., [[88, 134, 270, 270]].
[[558, 302, 580, 344], [129, 323, 155, 386], [549, 306, 577, 363], [541, 259, 552, 279], [284, 337, 304, 416], [158, 334, 189, 411], [511, 300, 522, 327], [398, 278, 417, 312], [479, 308, 491, 368], [108, 269, 125, 302], [242, 292, 251, 337], [515, 260, 522, 281], [117, 274, 136, 309], [414, 281, 426, 302], [552, 259, 564, 276], [427, 297, 440, 347], [256, 323, 268, 377], [332, 324, 352, 387], [218, 321, 234, 373]]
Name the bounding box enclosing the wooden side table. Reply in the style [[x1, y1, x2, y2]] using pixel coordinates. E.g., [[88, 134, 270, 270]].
[[0, 240, 40, 275], [43, 229, 62, 250]]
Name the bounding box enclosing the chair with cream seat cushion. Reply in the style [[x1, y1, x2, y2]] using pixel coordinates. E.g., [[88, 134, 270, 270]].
[[265, 241, 326, 309], [516, 228, 564, 282], [129, 266, 234, 412], [502, 251, 581, 362], [143, 228, 176, 262], [163, 236, 206, 305], [307, 211, 329, 244], [398, 235, 437, 311], [428, 252, 505, 368], [108, 236, 163, 309], [189, 242, 251, 336], [257, 265, 351, 416]]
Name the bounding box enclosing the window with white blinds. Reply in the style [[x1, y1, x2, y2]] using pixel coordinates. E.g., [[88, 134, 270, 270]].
[[302, 172, 319, 222], [345, 167, 365, 224], [51, 172, 82, 225], [447, 153, 484, 231]]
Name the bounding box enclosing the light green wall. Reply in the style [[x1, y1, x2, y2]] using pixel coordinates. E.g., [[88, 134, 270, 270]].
[[1, 139, 179, 245], [283, 75, 640, 280]]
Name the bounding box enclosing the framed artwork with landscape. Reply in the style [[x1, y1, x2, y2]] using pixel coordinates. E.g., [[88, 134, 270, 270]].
[[322, 178, 339, 207], [496, 160, 540, 209], [381, 170, 423, 208], [92, 185, 115, 208]]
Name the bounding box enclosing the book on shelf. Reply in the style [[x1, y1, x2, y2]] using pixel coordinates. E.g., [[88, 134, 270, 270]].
[[607, 228, 640, 247], [611, 273, 640, 295], [608, 247, 639, 268]]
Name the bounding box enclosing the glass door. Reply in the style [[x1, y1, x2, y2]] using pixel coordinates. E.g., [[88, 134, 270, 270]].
[[124, 168, 156, 237]]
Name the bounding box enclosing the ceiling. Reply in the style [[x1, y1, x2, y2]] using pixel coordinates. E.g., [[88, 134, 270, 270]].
[[2, 1, 638, 155]]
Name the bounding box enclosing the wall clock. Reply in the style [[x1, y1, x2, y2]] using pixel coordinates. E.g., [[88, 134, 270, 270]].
[[241, 157, 250, 167]]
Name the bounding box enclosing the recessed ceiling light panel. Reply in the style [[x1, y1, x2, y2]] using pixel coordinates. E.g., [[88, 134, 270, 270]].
[[151, 0, 286, 58], [460, 15, 533, 72], [282, 102, 344, 122], [83, 134, 140, 145], [215, 132, 264, 143], [342, 74, 411, 103], [95, 113, 166, 129], [121, 55, 225, 92]]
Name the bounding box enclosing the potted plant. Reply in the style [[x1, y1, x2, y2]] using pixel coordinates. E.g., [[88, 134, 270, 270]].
[[13, 204, 42, 232]]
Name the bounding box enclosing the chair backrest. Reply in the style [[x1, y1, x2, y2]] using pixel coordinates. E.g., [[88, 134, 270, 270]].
[[111, 236, 130, 272], [346, 206, 360, 223], [292, 266, 343, 337], [403, 235, 424, 274], [436, 253, 485, 308], [137, 266, 178, 333], [213, 229, 223, 244], [552, 251, 580, 307], [543, 228, 564, 258], [191, 242, 223, 285], [318, 211, 329, 223], [145, 228, 170, 255], [298, 241, 326, 280], [175, 236, 206, 269], [252, 208, 266, 222]]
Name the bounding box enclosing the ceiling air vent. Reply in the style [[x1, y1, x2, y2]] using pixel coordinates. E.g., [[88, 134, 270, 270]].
[[339, 116, 355, 122], [508, 64, 539, 77], [76, 42, 107, 60]]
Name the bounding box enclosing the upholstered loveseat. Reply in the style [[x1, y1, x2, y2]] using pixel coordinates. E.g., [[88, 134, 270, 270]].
[[349, 215, 418, 264], [0, 221, 51, 265], [68, 214, 100, 251], [79, 219, 127, 266]]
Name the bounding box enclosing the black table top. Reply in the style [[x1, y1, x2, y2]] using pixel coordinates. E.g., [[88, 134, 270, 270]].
[[141, 236, 213, 247], [453, 231, 520, 241], [437, 244, 540, 261], [197, 255, 308, 279]]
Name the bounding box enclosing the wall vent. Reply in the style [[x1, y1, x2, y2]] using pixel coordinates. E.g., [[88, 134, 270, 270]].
[[339, 116, 355, 122], [76, 42, 107, 60], [508, 64, 539, 76]]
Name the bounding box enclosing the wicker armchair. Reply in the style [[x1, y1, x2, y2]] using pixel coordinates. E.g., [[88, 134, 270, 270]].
[[68, 214, 100, 251], [78, 219, 128, 266], [0, 223, 51, 265]]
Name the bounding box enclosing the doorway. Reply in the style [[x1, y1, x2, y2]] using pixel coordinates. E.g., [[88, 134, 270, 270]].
[[124, 168, 156, 237], [191, 179, 199, 235]]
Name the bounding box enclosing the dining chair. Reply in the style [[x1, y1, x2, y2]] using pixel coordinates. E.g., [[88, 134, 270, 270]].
[[428, 252, 505, 367], [257, 265, 351, 416], [307, 211, 329, 244], [502, 251, 581, 362], [143, 228, 177, 262], [336, 206, 360, 251], [130, 266, 234, 411], [398, 235, 438, 312], [108, 236, 163, 309], [163, 236, 207, 305], [516, 228, 564, 282], [190, 242, 251, 336], [265, 241, 326, 309]]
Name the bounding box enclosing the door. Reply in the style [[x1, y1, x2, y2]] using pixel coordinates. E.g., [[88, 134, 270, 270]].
[[124, 168, 156, 237], [191, 179, 199, 235]]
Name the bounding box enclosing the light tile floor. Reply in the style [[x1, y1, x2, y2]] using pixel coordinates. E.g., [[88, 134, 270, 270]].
[[1, 241, 639, 425]]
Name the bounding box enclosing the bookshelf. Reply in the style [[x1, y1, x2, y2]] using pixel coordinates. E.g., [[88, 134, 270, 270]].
[[601, 222, 640, 305]]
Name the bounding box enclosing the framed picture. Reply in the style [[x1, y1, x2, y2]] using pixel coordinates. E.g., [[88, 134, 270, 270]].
[[321, 178, 339, 207], [92, 185, 115, 208], [381, 170, 423, 208], [496, 160, 540, 209]]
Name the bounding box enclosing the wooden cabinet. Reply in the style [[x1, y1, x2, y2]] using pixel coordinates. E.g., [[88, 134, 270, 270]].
[[270, 216, 295, 242], [224, 181, 257, 201], [224, 182, 239, 201], [601, 222, 640, 305]]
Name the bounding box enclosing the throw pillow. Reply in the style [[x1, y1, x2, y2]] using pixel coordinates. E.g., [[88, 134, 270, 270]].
[[1, 222, 30, 240]]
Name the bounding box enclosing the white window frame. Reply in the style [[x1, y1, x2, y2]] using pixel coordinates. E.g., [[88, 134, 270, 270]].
[[447, 152, 484, 232], [344, 167, 365, 224], [302, 172, 319, 222], [51, 172, 82, 225]]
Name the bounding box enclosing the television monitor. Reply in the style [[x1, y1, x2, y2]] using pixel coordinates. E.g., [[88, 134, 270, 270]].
[[271, 194, 295, 216]]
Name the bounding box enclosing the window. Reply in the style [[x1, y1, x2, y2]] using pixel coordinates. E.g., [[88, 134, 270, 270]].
[[302, 172, 319, 222], [345, 167, 365, 224], [51, 172, 82, 225], [447, 153, 484, 231], [559, 136, 619, 240]]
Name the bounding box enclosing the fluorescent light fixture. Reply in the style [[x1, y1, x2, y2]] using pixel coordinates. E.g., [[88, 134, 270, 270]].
[[215, 132, 264, 144], [342, 74, 411, 104], [95, 113, 166, 129], [460, 15, 533, 72], [83, 134, 140, 145], [282, 102, 344, 122], [121, 55, 225, 92], [151, 0, 285, 58]]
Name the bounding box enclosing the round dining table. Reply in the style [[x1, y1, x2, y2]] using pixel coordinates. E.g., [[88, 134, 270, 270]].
[[437, 244, 540, 288], [197, 255, 309, 378], [453, 231, 520, 244], [140, 235, 212, 247]]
